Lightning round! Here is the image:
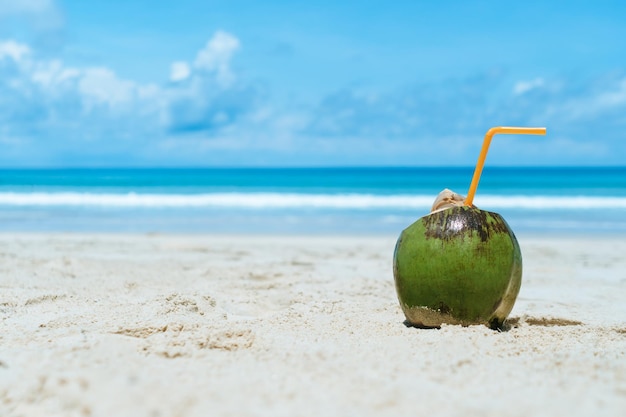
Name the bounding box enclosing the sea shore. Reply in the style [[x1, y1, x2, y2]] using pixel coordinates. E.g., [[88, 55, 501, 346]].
[[0, 233, 624, 416]]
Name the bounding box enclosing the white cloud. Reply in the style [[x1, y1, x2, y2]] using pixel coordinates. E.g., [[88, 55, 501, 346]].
[[513, 77, 544, 95], [8, 28, 624, 167], [0, 0, 63, 31], [0, 37, 163, 111], [31, 59, 80, 88], [0, 40, 31, 62], [0, 31, 250, 126], [0, 42, 144, 109], [550, 77, 626, 121], [193, 30, 240, 87], [0, 31, 263, 165], [0, 0, 55, 15], [593, 78, 626, 108], [78, 67, 137, 107], [169, 61, 190, 82]]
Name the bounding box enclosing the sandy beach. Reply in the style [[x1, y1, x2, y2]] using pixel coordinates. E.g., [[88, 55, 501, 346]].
[[0, 233, 624, 416]]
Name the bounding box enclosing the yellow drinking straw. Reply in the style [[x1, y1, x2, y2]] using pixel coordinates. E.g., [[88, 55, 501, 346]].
[[465, 126, 547, 207]]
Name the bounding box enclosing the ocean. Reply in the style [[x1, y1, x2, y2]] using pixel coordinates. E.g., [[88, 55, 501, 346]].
[[0, 167, 625, 235]]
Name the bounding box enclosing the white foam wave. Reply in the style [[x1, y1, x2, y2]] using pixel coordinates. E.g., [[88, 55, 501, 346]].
[[0, 192, 624, 210], [0, 192, 430, 208]]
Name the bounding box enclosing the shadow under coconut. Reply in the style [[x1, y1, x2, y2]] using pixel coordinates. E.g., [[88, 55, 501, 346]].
[[403, 316, 585, 332]]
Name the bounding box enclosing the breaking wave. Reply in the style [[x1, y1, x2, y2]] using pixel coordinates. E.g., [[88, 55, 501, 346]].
[[0, 192, 623, 210]]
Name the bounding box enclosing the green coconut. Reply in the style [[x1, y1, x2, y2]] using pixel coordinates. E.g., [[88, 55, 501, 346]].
[[393, 190, 522, 329], [392, 127, 545, 329]]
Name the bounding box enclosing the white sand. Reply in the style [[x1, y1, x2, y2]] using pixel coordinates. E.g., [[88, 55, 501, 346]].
[[0, 233, 624, 417]]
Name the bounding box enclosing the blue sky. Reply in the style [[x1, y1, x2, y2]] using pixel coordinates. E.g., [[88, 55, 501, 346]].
[[1, 0, 625, 167]]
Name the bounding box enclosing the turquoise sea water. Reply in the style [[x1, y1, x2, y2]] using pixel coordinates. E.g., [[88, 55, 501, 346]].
[[0, 167, 625, 235]]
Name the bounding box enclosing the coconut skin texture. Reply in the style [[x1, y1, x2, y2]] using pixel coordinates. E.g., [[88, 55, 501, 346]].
[[393, 205, 522, 329]]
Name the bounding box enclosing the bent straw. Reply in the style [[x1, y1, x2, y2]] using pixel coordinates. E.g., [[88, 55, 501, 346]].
[[465, 126, 546, 207]]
